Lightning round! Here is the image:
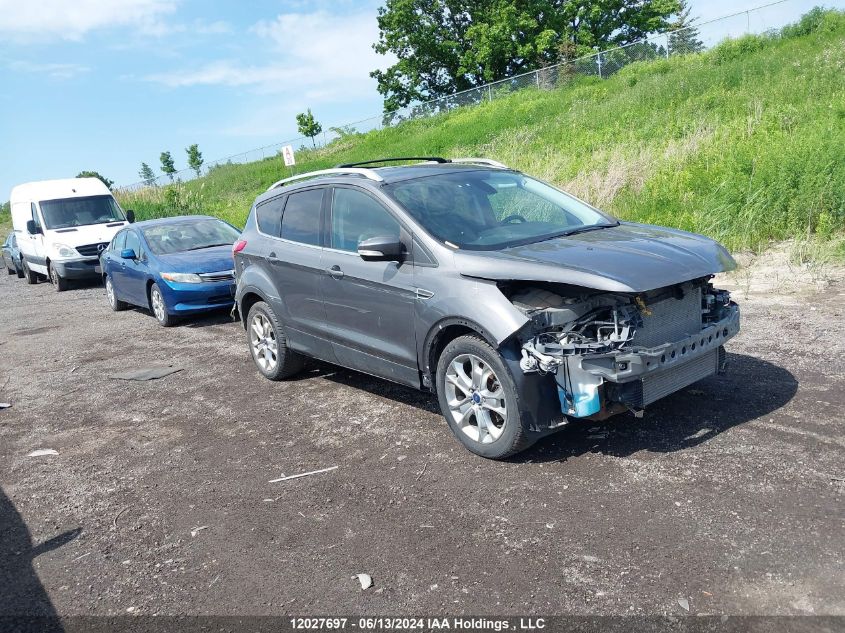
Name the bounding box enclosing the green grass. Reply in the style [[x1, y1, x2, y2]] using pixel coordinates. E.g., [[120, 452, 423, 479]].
[[117, 9, 845, 257]]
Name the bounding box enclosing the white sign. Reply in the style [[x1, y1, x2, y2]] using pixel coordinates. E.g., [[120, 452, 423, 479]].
[[281, 145, 296, 167]]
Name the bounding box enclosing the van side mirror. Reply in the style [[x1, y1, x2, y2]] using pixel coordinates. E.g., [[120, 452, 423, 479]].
[[120, 248, 137, 260], [357, 236, 405, 262], [26, 220, 42, 235], [125, 210, 135, 223]]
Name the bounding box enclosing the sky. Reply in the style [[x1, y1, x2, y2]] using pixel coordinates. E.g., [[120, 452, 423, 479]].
[[0, 0, 839, 196]]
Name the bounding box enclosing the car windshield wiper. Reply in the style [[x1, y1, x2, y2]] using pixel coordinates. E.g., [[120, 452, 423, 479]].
[[561, 222, 619, 237], [527, 222, 619, 245], [185, 243, 231, 251]]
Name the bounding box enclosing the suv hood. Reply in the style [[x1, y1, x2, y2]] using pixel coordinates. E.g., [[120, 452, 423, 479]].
[[156, 245, 234, 274], [455, 222, 736, 293]]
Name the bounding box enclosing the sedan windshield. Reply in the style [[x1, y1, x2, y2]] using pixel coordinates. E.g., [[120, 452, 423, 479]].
[[40, 195, 125, 230], [142, 219, 240, 255], [385, 171, 616, 250]]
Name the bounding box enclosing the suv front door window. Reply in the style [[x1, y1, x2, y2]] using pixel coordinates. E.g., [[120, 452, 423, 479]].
[[322, 187, 417, 384], [330, 188, 401, 251]]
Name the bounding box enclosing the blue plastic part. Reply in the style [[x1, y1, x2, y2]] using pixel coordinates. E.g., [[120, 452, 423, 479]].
[[558, 386, 601, 418]]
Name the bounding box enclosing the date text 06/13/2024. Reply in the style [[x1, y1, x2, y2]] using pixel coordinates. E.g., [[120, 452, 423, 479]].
[[289, 617, 547, 631]]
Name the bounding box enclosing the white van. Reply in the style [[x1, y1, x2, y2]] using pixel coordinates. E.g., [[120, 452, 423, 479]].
[[10, 178, 134, 290]]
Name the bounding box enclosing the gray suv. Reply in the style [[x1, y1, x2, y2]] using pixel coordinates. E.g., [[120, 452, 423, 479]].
[[234, 158, 739, 459]]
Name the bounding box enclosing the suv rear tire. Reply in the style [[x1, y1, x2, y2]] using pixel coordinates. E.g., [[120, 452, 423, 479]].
[[435, 334, 533, 459], [246, 301, 303, 380]]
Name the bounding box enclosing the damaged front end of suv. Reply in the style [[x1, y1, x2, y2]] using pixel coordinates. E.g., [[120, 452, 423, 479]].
[[504, 277, 739, 424]]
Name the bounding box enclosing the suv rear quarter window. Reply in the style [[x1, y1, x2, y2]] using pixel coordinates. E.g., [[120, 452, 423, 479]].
[[256, 196, 285, 237], [280, 188, 323, 246]]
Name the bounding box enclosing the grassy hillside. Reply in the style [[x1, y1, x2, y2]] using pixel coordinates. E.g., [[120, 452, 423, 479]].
[[110, 10, 841, 260]]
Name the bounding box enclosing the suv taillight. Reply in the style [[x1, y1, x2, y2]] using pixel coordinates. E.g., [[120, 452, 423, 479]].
[[233, 240, 247, 254]]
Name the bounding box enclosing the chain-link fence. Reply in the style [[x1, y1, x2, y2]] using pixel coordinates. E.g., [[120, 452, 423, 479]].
[[118, 0, 814, 191]]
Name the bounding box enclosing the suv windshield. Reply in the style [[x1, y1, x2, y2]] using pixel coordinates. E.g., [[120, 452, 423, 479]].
[[385, 171, 617, 250], [142, 219, 240, 255], [40, 195, 125, 230]]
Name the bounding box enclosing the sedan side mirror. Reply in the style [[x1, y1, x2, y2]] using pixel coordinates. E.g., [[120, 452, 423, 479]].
[[125, 210, 135, 224], [357, 236, 405, 262], [26, 220, 42, 235], [120, 248, 137, 259]]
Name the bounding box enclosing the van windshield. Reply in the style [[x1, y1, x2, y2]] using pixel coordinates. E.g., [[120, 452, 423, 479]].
[[40, 195, 125, 230]]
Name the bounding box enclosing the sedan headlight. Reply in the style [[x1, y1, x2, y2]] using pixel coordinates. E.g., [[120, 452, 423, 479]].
[[161, 272, 203, 283], [53, 243, 77, 258]]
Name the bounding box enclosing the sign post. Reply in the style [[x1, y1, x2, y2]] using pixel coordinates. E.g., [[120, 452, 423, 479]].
[[281, 144, 296, 177]]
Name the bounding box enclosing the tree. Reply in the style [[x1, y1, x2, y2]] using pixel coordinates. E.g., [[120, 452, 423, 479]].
[[76, 170, 114, 190], [139, 162, 156, 186], [370, 0, 680, 112], [295, 109, 323, 148], [186, 144, 204, 177], [668, 0, 704, 54], [160, 151, 177, 182]]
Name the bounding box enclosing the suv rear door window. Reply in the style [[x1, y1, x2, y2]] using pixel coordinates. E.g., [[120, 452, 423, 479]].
[[256, 196, 285, 237], [331, 188, 400, 252], [280, 188, 323, 246]]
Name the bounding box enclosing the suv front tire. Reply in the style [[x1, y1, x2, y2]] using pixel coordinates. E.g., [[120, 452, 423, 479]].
[[435, 334, 533, 459], [246, 301, 304, 380]]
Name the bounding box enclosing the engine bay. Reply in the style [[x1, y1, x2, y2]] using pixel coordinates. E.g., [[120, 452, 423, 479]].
[[501, 277, 739, 419]]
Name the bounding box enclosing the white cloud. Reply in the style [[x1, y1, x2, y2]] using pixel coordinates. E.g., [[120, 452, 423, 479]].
[[144, 8, 390, 101], [7, 60, 91, 79], [193, 19, 231, 35], [0, 0, 177, 41]]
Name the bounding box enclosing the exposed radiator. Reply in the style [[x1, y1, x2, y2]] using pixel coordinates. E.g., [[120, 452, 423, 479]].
[[632, 287, 702, 348], [638, 347, 721, 407]]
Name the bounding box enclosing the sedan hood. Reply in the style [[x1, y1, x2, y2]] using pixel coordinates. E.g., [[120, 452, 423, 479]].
[[156, 245, 234, 274], [455, 222, 736, 293]]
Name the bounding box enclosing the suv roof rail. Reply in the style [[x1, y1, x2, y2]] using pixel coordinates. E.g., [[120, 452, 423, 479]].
[[266, 167, 384, 191], [336, 157, 448, 168], [450, 158, 509, 169]]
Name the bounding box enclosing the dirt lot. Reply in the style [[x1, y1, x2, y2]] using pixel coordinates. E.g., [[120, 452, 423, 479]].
[[1, 253, 843, 617]]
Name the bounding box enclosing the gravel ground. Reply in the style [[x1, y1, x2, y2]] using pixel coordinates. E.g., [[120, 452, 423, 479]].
[[0, 260, 843, 617]]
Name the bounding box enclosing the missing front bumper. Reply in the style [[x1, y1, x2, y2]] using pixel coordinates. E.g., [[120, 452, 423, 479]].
[[535, 304, 740, 419], [604, 345, 726, 409]]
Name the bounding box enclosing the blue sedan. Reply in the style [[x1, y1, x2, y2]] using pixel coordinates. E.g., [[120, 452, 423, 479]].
[[100, 216, 240, 326], [3, 231, 24, 278]]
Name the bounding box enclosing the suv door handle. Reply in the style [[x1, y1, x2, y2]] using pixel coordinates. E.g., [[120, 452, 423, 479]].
[[266, 251, 280, 263], [328, 265, 344, 279]]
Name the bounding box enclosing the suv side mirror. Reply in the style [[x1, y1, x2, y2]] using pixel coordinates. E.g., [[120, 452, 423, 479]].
[[125, 210, 135, 223], [357, 236, 405, 262], [120, 248, 137, 259], [26, 220, 42, 235]]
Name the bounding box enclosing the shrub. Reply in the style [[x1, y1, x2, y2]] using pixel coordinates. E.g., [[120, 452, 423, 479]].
[[710, 34, 768, 65]]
